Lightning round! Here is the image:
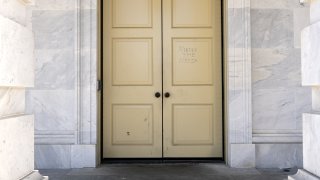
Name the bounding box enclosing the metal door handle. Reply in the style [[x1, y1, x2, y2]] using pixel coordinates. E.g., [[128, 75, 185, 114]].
[[155, 92, 161, 98], [164, 92, 170, 98]]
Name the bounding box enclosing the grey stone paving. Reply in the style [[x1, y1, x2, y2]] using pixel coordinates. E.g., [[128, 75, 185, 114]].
[[40, 164, 296, 180]]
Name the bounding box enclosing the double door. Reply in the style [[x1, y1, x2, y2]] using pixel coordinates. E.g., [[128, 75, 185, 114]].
[[103, 0, 222, 158]]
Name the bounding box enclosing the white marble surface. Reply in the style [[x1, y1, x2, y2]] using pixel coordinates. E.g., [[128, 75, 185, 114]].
[[0, 0, 27, 25], [0, 88, 25, 117], [251, 2, 311, 162], [35, 145, 71, 169], [253, 88, 310, 131], [294, 8, 310, 48], [229, 144, 255, 168], [26, 90, 76, 131], [251, 0, 307, 9], [22, 170, 48, 180], [303, 113, 320, 177], [34, 49, 75, 89], [311, 0, 320, 24], [301, 21, 320, 86], [255, 144, 303, 168], [0, 115, 34, 180], [71, 145, 96, 168], [33, 0, 96, 10], [312, 87, 320, 111], [289, 169, 320, 180], [32, 10, 75, 49], [252, 48, 302, 89], [27, 0, 98, 169], [251, 9, 293, 48], [0, 15, 34, 87]]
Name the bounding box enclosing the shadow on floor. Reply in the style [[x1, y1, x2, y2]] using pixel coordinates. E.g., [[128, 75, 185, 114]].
[[40, 164, 296, 180]]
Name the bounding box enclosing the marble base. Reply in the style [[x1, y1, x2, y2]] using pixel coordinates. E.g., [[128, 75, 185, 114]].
[[289, 169, 320, 180], [35, 144, 96, 169], [0, 115, 34, 180], [256, 144, 302, 169], [302, 113, 320, 177], [21, 170, 48, 180], [228, 144, 255, 168]]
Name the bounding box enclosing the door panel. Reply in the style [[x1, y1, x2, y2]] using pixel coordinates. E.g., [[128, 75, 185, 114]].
[[162, 0, 222, 157], [103, 0, 162, 158], [172, 0, 212, 28]]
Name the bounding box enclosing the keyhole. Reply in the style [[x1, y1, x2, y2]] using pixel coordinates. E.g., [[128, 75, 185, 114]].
[[127, 132, 130, 136]]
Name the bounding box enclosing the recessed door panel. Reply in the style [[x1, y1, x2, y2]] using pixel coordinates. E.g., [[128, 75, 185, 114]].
[[112, 38, 153, 85], [173, 38, 213, 85], [172, 0, 212, 28], [112, 104, 153, 145], [112, 0, 153, 27], [172, 104, 214, 145]]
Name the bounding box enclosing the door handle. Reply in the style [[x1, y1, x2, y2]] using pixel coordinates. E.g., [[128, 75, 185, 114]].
[[164, 92, 170, 98], [155, 92, 161, 98]]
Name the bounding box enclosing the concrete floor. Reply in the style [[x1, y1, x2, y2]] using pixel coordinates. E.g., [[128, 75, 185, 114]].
[[39, 163, 295, 180]]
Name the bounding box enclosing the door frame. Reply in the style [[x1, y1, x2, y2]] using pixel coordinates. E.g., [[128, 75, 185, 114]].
[[97, 0, 254, 166]]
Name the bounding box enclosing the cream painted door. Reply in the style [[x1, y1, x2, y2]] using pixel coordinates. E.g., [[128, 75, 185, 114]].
[[103, 0, 163, 158], [162, 0, 223, 157], [103, 0, 222, 158]]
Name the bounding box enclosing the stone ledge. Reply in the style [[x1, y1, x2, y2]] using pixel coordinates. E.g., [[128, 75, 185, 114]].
[[21, 170, 48, 180], [289, 169, 320, 180]]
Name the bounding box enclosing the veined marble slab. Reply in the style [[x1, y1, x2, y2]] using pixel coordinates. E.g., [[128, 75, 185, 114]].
[[256, 144, 302, 168], [303, 113, 320, 177], [0, 15, 34, 87], [26, 90, 76, 131], [301, 21, 320, 86], [0, 115, 34, 180], [32, 10, 75, 49], [0, 88, 25, 117]]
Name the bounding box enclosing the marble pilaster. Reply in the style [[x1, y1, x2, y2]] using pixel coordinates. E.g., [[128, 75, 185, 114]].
[[27, 0, 98, 169], [226, 0, 255, 168]]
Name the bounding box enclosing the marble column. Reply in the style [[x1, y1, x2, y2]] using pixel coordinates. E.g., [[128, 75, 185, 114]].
[[289, 0, 320, 179], [0, 0, 47, 179]]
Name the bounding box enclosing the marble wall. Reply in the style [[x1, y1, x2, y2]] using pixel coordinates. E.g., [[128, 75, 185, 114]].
[[23, 0, 311, 169], [250, 0, 311, 168], [26, 0, 98, 169]]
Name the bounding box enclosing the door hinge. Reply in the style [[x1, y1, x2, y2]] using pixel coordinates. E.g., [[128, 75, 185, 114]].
[[97, 80, 103, 91]]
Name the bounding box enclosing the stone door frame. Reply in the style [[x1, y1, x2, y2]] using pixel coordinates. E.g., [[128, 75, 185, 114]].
[[75, 0, 254, 167]]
